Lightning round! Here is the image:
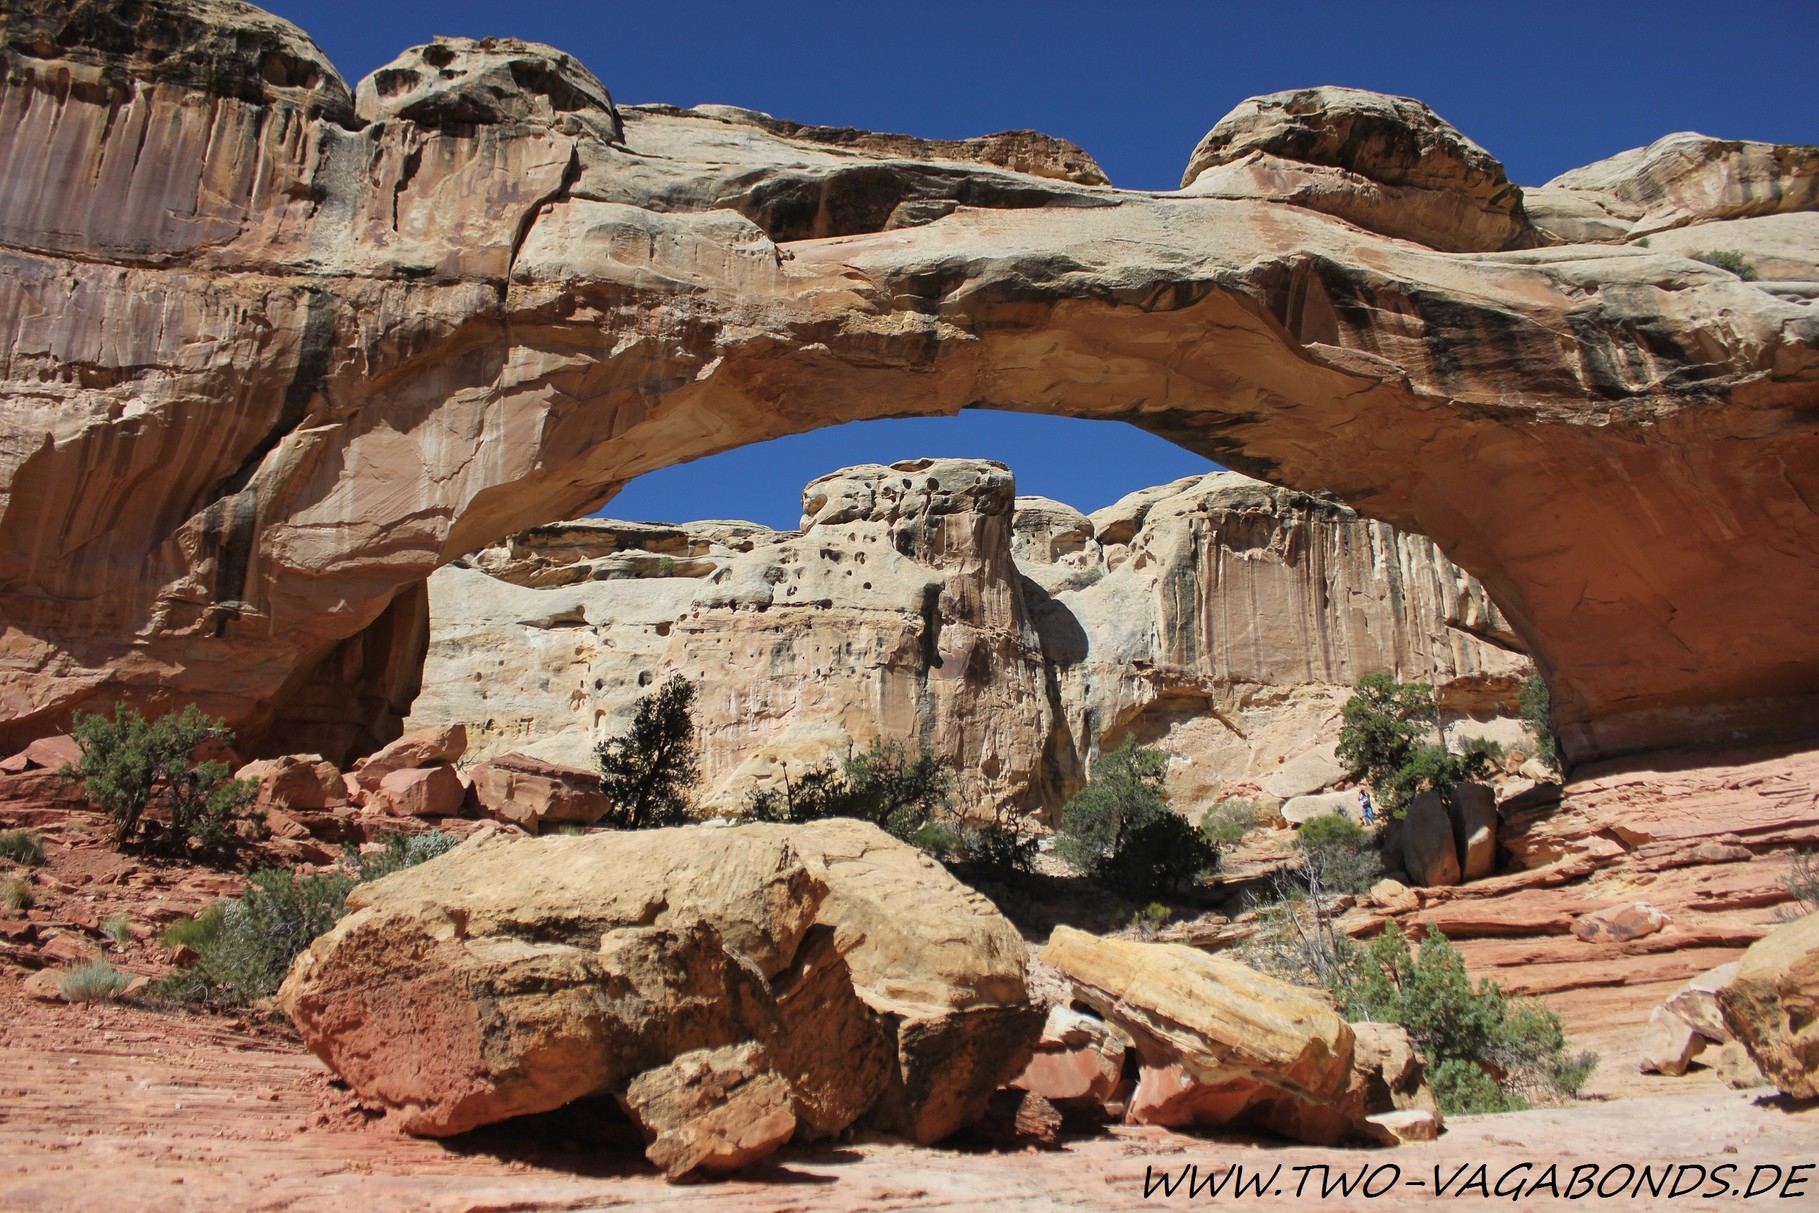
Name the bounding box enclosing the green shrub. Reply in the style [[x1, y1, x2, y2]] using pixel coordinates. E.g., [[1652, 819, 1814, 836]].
[[1130, 901, 1172, 934], [744, 738, 955, 846], [1518, 673, 1561, 774], [1296, 813, 1382, 895], [1784, 849, 1819, 916], [155, 831, 457, 1007], [63, 703, 259, 857], [1056, 736, 1215, 899], [346, 830, 459, 883], [656, 555, 677, 576], [1694, 249, 1759, 281], [597, 675, 700, 829], [1336, 675, 1500, 815], [1200, 798, 1263, 849], [959, 811, 1039, 879], [1338, 923, 1596, 1114], [61, 960, 129, 1003], [0, 877, 33, 912], [0, 828, 45, 866], [101, 914, 133, 946], [159, 903, 225, 951]]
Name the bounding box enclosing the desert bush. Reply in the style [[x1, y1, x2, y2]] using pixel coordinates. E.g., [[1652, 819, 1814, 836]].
[[1784, 849, 1819, 916], [1694, 249, 1759, 280], [346, 830, 459, 882], [1336, 674, 1501, 815], [0, 876, 34, 912], [597, 674, 700, 829], [1339, 923, 1597, 1114], [61, 959, 129, 1003], [1130, 901, 1173, 935], [1200, 798, 1264, 849], [101, 914, 133, 946], [1056, 736, 1216, 899], [744, 737, 956, 845], [63, 703, 258, 857], [1296, 812, 1382, 895], [958, 810, 1039, 879], [0, 828, 45, 867], [656, 555, 677, 576], [1518, 673, 1561, 774], [155, 831, 457, 1007]]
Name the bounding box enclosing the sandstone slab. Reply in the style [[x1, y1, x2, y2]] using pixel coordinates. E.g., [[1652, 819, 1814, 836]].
[[1404, 793, 1461, 888], [1638, 1006, 1707, 1077], [619, 1042, 797, 1181], [468, 753, 608, 832], [234, 754, 344, 811], [1446, 783, 1498, 881], [1572, 903, 1669, 944], [352, 726, 468, 794], [369, 764, 466, 819]]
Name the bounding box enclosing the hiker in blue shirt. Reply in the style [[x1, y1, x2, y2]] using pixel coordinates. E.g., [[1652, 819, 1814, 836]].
[[1358, 787, 1376, 826]]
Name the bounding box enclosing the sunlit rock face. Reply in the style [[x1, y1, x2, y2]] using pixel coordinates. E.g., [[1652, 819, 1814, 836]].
[[1, 0, 1815, 764], [412, 463, 1526, 818]]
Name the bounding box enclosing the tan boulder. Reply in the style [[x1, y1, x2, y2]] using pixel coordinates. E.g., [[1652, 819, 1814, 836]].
[[369, 764, 467, 818], [1571, 902, 1669, 944], [1715, 910, 1819, 1099], [1446, 783, 1498, 881], [761, 924, 893, 1138], [1370, 879, 1419, 915], [618, 1042, 797, 1181], [1349, 1021, 1439, 1118], [1041, 926, 1361, 1145], [1368, 1108, 1441, 1143], [468, 752, 609, 832], [1638, 1005, 1707, 1077], [1709, 1040, 1770, 1090], [234, 754, 344, 811], [738, 819, 1040, 1145], [1544, 131, 1819, 237], [352, 725, 468, 793], [1665, 961, 1741, 1044], [1403, 793, 1461, 888]]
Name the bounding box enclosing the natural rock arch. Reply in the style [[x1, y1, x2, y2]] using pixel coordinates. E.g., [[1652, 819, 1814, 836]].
[[1, 0, 1815, 765]]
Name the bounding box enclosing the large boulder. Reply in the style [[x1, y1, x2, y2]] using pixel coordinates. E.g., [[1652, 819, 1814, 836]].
[[368, 763, 466, 818], [468, 752, 609, 832], [233, 754, 345, 811], [355, 36, 622, 144], [277, 820, 1025, 1166], [1445, 783, 1498, 881], [1010, 1004, 1131, 1114], [351, 725, 469, 795], [1040, 926, 1362, 1145], [1543, 132, 1819, 237], [1716, 911, 1819, 1099], [1403, 793, 1461, 887], [1180, 87, 1532, 253], [739, 818, 1042, 1144]]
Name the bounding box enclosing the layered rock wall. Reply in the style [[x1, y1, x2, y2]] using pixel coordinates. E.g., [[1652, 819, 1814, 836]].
[[412, 461, 1526, 817], [1, 1, 1815, 765]]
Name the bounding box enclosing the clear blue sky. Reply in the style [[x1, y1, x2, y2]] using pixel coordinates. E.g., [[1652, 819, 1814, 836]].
[[266, 0, 1817, 528]]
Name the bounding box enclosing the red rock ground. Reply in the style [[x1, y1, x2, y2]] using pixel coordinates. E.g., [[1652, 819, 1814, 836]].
[[1, 747, 1816, 1210]]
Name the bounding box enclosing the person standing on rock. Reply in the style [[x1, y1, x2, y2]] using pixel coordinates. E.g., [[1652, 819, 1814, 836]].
[[1359, 787, 1376, 826]]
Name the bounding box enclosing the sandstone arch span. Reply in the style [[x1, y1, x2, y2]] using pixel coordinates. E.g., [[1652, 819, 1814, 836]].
[[1, 0, 1815, 765]]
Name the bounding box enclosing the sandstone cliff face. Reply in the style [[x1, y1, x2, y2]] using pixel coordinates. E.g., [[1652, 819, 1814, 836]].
[[411, 461, 1525, 817], [1, 0, 1816, 766]]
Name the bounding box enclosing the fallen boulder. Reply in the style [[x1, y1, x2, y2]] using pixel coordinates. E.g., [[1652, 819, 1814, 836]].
[[369, 764, 467, 818], [1571, 902, 1668, 944], [351, 724, 468, 795], [0, 734, 81, 774], [468, 752, 610, 832], [1638, 1005, 1707, 1077], [1664, 961, 1740, 1044], [1446, 783, 1498, 881], [1716, 910, 1819, 1099], [1403, 793, 1461, 887], [739, 818, 1041, 1145], [277, 819, 1028, 1173], [1010, 1004, 1130, 1114], [1040, 926, 1362, 1145], [234, 754, 345, 811]]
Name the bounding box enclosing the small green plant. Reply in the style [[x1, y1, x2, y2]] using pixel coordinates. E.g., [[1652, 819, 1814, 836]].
[[1336, 675, 1500, 815], [101, 914, 133, 946], [1055, 736, 1216, 899], [1200, 798, 1263, 849], [154, 831, 456, 1007], [655, 555, 677, 576], [0, 828, 45, 867], [959, 809, 1039, 879], [345, 830, 459, 882], [60, 960, 129, 1003], [63, 703, 259, 857], [1296, 812, 1382, 895], [1130, 901, 1173, 934], [160, 903, 225, 951], [1518, 673, 1561, 774], [1694, 249, 1759, 281], [597, 674, 701, 830], [1338, 923, 1597, 1115], [0, 877, 34, 912]]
